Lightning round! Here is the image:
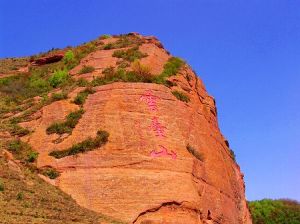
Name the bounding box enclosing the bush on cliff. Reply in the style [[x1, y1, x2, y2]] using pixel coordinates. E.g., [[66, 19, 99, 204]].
[[41, 167, 60, 179], [186, 144, 204, 161], [7, 139, 38, 163], [27, 151, 39, 163], [9, 123, 30, 137], [63, 50, 75, 64], [172, 90, 190, 103], [249, 199, 300, 224], [46, 109, 84, 135], [48, 69, 69, 88], [131, 60, 153, 82], [73, 87, 95, 105], [112, 47, 147, 62], [153, 57, 185, 84], [78, 65, 95, 74], [49, 130, 109, 159], [51, 92, 68, 101]]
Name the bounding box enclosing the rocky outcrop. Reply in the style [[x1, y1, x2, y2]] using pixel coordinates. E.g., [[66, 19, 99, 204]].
[[31, 53, 64, 65], [20, 34, 252, 223]]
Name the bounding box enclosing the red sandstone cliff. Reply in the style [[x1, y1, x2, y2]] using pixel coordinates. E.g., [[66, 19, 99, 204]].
[[19, 33, 252, 224]]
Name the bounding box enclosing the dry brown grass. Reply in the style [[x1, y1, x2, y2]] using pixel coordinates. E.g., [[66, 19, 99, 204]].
[[131, 60, 152, 81]]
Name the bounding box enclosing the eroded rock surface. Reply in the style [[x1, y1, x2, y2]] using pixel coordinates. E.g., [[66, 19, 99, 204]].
[[20, 34, 252, 224]]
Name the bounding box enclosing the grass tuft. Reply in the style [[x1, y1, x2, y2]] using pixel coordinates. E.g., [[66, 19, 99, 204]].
[[76, 78, 90, 87], [9, 123, 30, 137], [73, 87, 95, 105], [51, 92, 68, 101], [78, 65, 95, 74], [186, 144, 204, 161], [27, 151, 39, 163], [172, 90, 190, 103], [41, 167, 60, 179]]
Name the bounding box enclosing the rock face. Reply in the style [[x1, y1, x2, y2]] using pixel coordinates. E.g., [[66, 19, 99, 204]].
[[20, 34, 252, 223]]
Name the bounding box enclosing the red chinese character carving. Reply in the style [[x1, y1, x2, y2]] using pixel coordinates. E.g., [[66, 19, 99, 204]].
[[140, 90, 158, 112], [149, 116, 166, 138], [150, 145, 177, 160]]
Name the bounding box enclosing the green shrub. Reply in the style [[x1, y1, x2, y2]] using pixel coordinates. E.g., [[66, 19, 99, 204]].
[[78, 65, 95, 74], [49, 130, 109, 159], [28, 76, 50, 94], [249, 199, 300, 224], [7, 139, 36, 162], [41, 167, 60, 179], [73, 87, 95, 105], [51, 92, 68, 101], [10, 124, 30, 137], [161, 57, 185, 77], [46, 109, 84, 135], [0, 180, 4, 192], [8, 139, 23, 154], [46, 123, 72, 135], [112, 47, 147, 62], [48, 69, 69, 88], [103, 43, 113, 50], [64, 43, 98, 69], [186, 144, 204, 161], [63, 50, 80, 70], [172, 90, 190, 103], [16, 192, 24, 200], [76, 78, 89, 87], [27, 151, 39, 162], [153, 57, 185, 85], [63, 50, 75, 64]]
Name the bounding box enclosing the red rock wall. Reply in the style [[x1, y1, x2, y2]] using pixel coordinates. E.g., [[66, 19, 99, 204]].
[[20, 36, 252, 224]]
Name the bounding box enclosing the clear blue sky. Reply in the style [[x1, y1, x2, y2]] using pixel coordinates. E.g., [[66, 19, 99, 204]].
[[0, 0, 299, 201]]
